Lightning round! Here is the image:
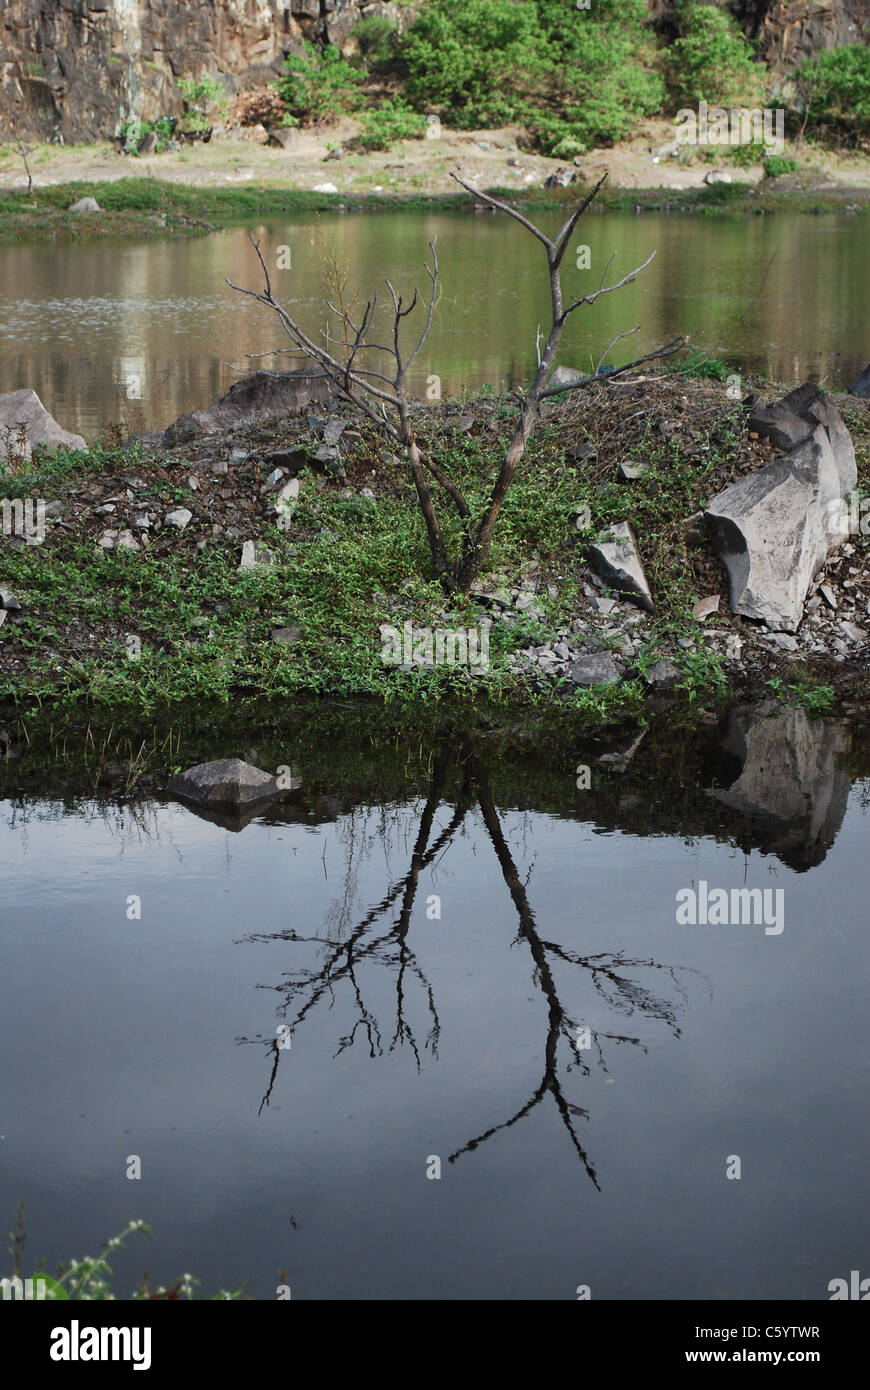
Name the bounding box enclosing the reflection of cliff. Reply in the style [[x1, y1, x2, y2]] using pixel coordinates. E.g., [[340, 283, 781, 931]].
[[706, 702, 852, 870]]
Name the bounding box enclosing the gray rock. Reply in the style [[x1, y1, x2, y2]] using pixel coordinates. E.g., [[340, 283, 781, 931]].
[[273, 625, 303, 647], [643, 659, 681, 691], [747, 404, 813, 452], [703, 171, 731, 185], [116, 530, 141, 552], [0, 388, 86, 461], [568, 652, 621, 687], [692, 594, 720, 622], [591, 596, 617, 615], [267, 127, 299, 150], [706, 387, 856, 632], [587, 521, 653, 612], [617, 462, 648, 482], [780, 382, 856, 497], [239, 540, 276, 568], [163, 369, 335, 446], [165, 507, 193, 530], [168, 758, 281, 810], [322, 417, 347, 446], [548, 365, 585, 392], [820, 584, 838, 609], [68, 196, 102, 213], [0, 589, 21, 610]]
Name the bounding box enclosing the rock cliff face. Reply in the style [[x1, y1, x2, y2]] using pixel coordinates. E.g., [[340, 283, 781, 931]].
[[0, 0, 404, 141], [729, 1, 869, 72], [1, 1, 866, 142]]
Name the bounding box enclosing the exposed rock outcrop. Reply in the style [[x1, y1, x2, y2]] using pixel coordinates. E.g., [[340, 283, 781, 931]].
[[0, 1, 412, 142], [705, 384, 857, 633], [162, 368, 335, 446], [587, 521, 654, 613]]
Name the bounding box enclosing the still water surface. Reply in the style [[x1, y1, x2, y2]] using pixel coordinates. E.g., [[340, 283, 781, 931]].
[[0, 209, 867, 438], [1, 705, 868, 1299]]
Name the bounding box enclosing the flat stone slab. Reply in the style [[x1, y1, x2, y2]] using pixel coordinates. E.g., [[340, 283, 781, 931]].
[[568, 652, 621, 687], [587, 521, 653, 612]]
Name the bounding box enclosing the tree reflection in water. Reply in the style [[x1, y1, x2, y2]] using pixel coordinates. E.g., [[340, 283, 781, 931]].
[[239, 742, 698, 1187]]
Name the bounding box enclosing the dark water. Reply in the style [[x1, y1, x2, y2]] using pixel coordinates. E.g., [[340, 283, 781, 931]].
[[0, 208, 867, 440], [1, 704, 868, 1299]]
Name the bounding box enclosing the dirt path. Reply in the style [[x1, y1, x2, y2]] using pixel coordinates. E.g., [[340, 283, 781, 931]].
[[3, 117, 869, 198]]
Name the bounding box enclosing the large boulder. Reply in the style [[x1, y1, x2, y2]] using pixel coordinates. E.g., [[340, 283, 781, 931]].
[[162, 369, 335, 445], [0, 389, 86, 461], [706, 385, 856, 632]]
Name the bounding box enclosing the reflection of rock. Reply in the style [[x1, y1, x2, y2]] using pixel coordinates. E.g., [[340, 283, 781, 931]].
[[167, 757, 300, 831], [708, 702, 851, 870]]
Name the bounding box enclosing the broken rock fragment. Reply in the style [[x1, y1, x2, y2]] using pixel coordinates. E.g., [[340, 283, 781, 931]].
[[587, 521, 653, 612]]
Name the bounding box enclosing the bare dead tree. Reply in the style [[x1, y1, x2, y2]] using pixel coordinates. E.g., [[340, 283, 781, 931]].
[[10, 136, 34, 195], [227, 172, 684, 593]]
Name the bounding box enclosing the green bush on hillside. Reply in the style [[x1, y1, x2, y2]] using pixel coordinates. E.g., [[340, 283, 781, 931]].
[[399, 0, 663, 154], [798, 44, 870, 136], [351, 15, 399, 71], [400, 0, 540, 128], [763, 154, 799, 177], [357, 98, 428, 151], [277, 43, 361, 125], [666, 2, 764, 108]]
